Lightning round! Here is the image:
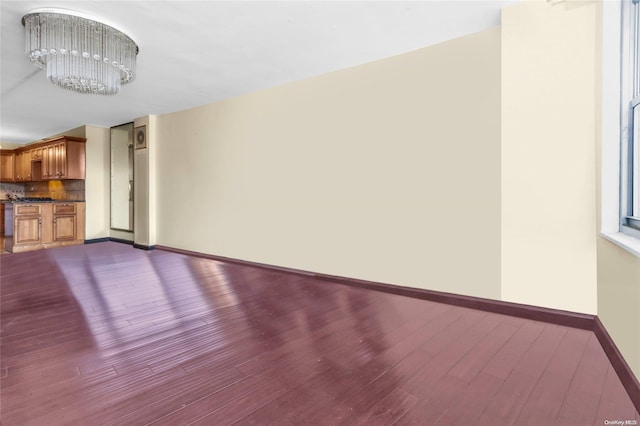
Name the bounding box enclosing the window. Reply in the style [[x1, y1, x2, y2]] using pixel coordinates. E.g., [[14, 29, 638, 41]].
[[602, 0, 640, 255], [621, 0, 640, 238]]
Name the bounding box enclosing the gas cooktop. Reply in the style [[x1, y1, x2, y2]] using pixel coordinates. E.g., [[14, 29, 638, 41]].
[[9, 197, 56, 202]]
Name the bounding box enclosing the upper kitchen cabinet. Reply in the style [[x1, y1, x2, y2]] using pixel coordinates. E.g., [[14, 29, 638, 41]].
[[2, 136, 86, 182], [1, 150, 15, 182], [15, 150, 33, 182], [41, 137, 86, 180]]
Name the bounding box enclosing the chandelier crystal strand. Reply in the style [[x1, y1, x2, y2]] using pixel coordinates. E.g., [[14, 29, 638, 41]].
[[22, 9, 138, 95]]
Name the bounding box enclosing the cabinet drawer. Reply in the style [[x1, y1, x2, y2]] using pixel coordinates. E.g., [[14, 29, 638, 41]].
[[15, 204, 41, 215], [54, 203, 76, 214]]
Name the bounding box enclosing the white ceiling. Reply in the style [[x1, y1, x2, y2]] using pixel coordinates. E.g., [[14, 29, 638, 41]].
[[1, 1, 516, 145]]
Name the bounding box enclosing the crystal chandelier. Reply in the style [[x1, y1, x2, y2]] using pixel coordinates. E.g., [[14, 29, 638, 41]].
[[22, 9, 139, 95]]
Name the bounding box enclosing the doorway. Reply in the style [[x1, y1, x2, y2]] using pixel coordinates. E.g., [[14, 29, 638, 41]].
[[110, 123, 134, 233]]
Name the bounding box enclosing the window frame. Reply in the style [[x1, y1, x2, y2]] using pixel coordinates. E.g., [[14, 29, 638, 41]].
[[621, 0, 640, 239], [601, 0, 640, 256]]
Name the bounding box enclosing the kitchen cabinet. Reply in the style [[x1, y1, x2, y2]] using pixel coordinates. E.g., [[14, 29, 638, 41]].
[[15, 215, 41, 245], [52, 203, 79, 242], [13, 151, 23, 181], [42, 143, 53, 179], [31, 147, 43, 160], [42, 138, 85, 180], [11, 204, 46, 249], [48, 202, 85, 247], [0, 150, 15, 182], [15, 150, 33, 181], [4, 201, 85, 253], [2, 136, 86, 182]]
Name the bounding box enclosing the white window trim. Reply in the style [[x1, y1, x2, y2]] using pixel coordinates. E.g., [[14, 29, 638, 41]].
[[602, 0, 640, 257]]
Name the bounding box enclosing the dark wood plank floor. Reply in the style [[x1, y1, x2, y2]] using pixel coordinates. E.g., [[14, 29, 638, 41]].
[[1, 241, 638, 425]]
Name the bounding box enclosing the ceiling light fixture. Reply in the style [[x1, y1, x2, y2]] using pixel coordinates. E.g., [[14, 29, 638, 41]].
[[22, 9, 139, 95]]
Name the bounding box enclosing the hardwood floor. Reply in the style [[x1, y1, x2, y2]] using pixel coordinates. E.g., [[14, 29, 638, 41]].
[[1, 241, 638, 425]]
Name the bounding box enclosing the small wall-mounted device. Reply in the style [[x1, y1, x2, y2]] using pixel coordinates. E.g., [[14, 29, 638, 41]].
[[135, 125, 147, 149]]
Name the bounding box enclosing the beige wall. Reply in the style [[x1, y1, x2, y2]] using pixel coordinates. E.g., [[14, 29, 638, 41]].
[[84, 125, 110, 239], [48, 125, 86, 140], [598, 240, 640, 377], [501, 0, 598, 314], [501, 0, 639, 376], [155, 28, 502, 299], [133, 115, 157, 247], [597, 0, 640, 378]]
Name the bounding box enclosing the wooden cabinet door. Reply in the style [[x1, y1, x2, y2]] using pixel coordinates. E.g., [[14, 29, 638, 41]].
[[15, 150, 33, 181], [42, 145, 50, 178], [14, 216, 41, 245], [56, 142, 67, 179], [47, 144, 58, 179], [0, 151, 14, 182], [22, 151, 32, 181], [14, 151, 23, 181], [52, 203, 76, 241], [45, 142, 67, 179], [65, 141, 85, 179], [48, 144, 57, 179], [19, 151, 28, 181], [53, 215, 76, 241]]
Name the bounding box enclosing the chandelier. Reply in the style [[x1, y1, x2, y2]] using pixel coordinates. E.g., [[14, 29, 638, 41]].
[[22, 9, 139, 95]]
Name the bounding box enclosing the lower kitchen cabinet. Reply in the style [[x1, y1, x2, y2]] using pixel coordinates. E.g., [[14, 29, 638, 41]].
[[12, 204, 45, 247], [4, 202, 85, 253], [53, 215, 76, 241], [50, 202, 84, 244], [14, 215, 42, 245]]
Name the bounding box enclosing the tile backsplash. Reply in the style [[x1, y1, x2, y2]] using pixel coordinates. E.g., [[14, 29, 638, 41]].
[[0, 182, 25, 200], [1, 180, 85, 201]]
